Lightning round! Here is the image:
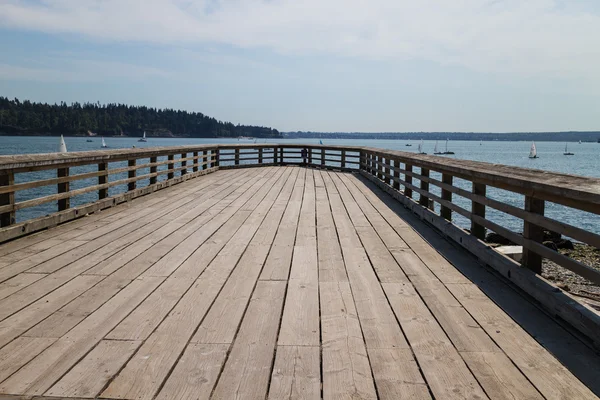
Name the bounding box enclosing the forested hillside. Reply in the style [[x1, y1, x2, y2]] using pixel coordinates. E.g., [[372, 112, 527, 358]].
[[0, 97, 281, 138]]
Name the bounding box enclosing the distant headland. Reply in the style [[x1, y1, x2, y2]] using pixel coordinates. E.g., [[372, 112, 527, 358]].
[[284, 131, 600, 142], [0, 97, 281, 139]]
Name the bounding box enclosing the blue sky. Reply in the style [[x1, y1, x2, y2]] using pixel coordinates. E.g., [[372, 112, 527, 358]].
[[0, 0, 599, 132]]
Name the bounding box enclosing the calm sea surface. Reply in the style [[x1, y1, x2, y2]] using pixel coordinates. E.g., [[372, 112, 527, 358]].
[[1, 136, 599, 236]]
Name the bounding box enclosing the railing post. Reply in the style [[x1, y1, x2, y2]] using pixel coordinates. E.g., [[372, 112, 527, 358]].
[[308, 148, 313, 165], [377, 155, 383, 180], [321, 148, 325, 168], [441, 173, 453, 220], [168, 155, 175, 180], [202, 150, 208, 170], [0, 172, 15, 227], [280, 147, 284, 165], [215, 149, 220, 168], [393, 159, 400, 191], [258, 148, 263, 165], [181, 152, 187, 175], [368, 153, 374, 174], [419, 168, 430, 207], [128, 159, 136, 191], [234, 148, 240, 166], [57, 167, 70, 211], [383, 157, 390, 185], [98, 163, 109, 199], [522, 196, 545, 274], [471, 183, 487, 240], [149, 157, 157, 185], [193, 152, 198, 172], [405, 164, 413, 198], [341, 150, 346, 169]]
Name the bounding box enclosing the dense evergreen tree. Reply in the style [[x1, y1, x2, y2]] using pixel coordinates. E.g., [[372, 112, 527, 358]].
[[0, 97, 280, 138]]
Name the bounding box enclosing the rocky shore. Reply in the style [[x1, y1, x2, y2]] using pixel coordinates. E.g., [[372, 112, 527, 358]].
[[485, 231, 600, 310]]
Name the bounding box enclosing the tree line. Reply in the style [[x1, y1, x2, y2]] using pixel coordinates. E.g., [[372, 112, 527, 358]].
[[0, 97, 281, 138]]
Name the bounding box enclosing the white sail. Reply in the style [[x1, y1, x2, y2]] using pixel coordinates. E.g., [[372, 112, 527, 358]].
[[418, 141, 422, 153], [529, 142, 537, 158], [445, 139, 449, 152], [101, 137, 107, 148], [434, 140, 439, 153], [143, 131, 146, 139], [565, 143, 568, 153], [59, 135, 67, 153]]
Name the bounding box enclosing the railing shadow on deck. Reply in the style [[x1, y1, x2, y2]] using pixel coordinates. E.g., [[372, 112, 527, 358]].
[[357, 173, 600, 396], [0, 143, 599, 349]]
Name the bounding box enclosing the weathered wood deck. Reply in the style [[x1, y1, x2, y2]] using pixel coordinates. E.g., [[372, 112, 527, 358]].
[[0, 166, 598, 400]]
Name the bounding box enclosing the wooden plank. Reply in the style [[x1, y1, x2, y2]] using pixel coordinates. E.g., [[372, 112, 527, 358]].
[[155, 344, 229, 400], [347, 172, 600, 397], [24, 276, 132, 339], [320, 281, 377, 399], [450, 284, 598, 400], [315, 172, 347, 283], [0, 173, 248, 323], [0, 170, 238, 283], [0, 169, 220, 258], [45, 340, 140, 398], [101, 169, 290, 400], [0, 275, 103, 348], [0, 337, 56, 383], [80, 170, 265, 277], [382, 282, 488, 400], [107, 169, 285, 340], [192, 169, 297, 344], [278, 170, 319, 347], [142, 168, 276, 278], [101, 168, 270, 280], [340, 173, 547, 399], [324, 179, 408, 350], [210, 281, 286, 400], [268, 346, 320, 400], [0, 273, 46, 301], [260, 168, 305, 281], [0, 276, 163, 396], [367, 349, 430, 400]]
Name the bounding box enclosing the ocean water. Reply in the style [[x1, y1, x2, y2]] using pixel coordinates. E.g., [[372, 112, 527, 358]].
[[0, 136, 598, 237]]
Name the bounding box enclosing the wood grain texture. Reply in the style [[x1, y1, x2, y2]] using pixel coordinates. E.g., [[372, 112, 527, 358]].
[[269, 346, 321, 400], [45, 340, 140, 398]]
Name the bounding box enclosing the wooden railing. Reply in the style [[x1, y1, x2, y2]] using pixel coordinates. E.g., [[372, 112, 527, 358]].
[[0, 144, 360, 242], [359, 147, 600, 285], [1, 143, 598, 286]]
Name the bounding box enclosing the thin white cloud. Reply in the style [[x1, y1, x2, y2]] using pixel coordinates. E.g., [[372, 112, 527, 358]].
[[0, 0, 599, 80]]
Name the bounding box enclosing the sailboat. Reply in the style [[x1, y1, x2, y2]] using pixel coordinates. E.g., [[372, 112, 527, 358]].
[[528, 142, 538, 159], [101, 137, 108, 148], [563, 142, 574, 156], [480, 140, 482, 146], [138, 131, 147, 142], [319, 139, 323, 145], [418, 140, 426, 154], [442, 139, 455, 155], [434, 140, 443, 155], [59, 135, 67, 153], [578, 140, 582, 144]]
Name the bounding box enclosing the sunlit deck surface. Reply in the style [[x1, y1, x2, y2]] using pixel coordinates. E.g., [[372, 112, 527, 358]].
[[0, 166, 598, 400]]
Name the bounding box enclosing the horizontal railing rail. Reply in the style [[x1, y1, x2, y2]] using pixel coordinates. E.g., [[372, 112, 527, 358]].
[[358, 147, 600, 286]]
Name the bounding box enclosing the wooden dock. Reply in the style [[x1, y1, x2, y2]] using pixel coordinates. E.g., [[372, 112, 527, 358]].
[[0, 165, 599, 399]]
